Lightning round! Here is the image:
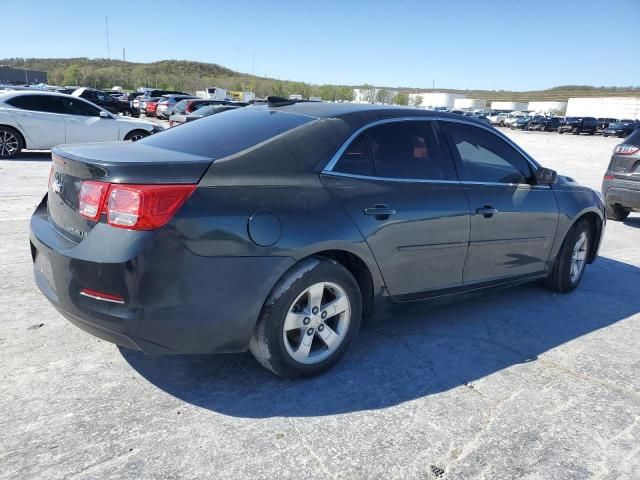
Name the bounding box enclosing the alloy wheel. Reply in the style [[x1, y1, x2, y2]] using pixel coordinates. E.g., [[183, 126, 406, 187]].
[[570, 231, 588, 283], [0, 131, 19, 157], [282, 281, 351, 364]]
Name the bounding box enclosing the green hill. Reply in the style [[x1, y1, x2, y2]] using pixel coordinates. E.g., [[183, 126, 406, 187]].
[[2, 57, 639, 103]]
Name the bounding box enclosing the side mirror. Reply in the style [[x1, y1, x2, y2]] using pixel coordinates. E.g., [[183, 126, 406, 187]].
[[99, 111, 110, 119], [536, 167, 557, 185]]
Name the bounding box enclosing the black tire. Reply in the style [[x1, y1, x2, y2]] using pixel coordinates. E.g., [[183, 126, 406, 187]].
[[606, 203, 630, 221], [603, 134, 609, 137], [543, 219, 591, 293], [558, 129, 564, 134], [572, 128, 580, 135], [249, 257, 362, 378], [124, 130, 149, 142], [0, 126, 23, 159], [589, 130, 595, 135]]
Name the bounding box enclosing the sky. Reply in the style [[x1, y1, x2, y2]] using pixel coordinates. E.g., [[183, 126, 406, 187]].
[[3, 0, 639, 91]]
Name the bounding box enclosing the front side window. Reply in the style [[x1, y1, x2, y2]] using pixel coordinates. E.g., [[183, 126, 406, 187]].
[[60, 98, 101, 117], [442, 122, 532, 184]]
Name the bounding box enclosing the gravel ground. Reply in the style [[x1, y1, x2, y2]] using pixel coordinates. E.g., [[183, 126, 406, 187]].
[[0, 128, 639, 480]]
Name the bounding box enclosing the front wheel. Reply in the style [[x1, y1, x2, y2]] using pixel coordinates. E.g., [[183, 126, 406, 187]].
[[0, 126, 23, 159], [249, 257, 362, 378], [124, 130, 149, 142], [543, 219, 591, 293]]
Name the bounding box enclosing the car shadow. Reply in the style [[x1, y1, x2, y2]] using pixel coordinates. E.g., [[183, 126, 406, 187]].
[[13, 151, 51, 161], [623, 216, 640, 228], [120, 256, 640, 418]]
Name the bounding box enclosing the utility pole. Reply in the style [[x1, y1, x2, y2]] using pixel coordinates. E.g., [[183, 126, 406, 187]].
[[122, 48, 126, 62], [105, 16, 110, 59], [252, 53, 255, 76], [23, 58, 28, 84]]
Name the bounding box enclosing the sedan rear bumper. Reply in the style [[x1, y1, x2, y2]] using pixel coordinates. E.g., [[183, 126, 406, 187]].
[[30, 197, 294, 354]]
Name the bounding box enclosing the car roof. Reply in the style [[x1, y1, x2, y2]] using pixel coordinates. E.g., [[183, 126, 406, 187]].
[[264, 102, 477, 123], [0, 90, 72, 100]]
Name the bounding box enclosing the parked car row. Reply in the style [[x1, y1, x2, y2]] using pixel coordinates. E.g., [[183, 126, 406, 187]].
[[0, 90, 162, 158], [168, 100, 249, 126], [495, 114, 639, 138]]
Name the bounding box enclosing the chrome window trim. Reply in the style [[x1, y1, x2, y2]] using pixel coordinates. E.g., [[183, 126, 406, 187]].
[[322, 115, 542, 181], [321, 170, 551, 189]]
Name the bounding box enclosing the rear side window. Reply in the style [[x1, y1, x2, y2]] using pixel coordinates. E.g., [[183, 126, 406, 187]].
[[140, 106, 313, 158], [367, 121, 455, 180], [7, 95, 64, 114], [442, 122, 532, 184], [334, 134, 374, 176], [624, 128, 640, 146]]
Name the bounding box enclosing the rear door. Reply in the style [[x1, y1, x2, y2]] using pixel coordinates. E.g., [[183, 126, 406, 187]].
[[5, 95, 66, 148], [439, 120, 559, 284], [59, 97, 119, 143], [322, 119, 471, 299]]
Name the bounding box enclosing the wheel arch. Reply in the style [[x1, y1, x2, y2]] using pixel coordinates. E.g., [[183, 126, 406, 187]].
[[573, 210, 604, 263]]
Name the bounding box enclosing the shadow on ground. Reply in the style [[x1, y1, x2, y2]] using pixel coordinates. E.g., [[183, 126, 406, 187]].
[[623, 216, 640, 229], [121, 256, 639, 417], [13, 151, 51, 161]]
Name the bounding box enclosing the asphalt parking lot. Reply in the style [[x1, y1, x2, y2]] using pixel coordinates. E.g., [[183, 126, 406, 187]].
[[1, 129, 639, 479]]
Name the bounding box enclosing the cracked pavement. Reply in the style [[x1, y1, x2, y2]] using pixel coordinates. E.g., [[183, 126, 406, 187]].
[[0, 130, 639, 479]]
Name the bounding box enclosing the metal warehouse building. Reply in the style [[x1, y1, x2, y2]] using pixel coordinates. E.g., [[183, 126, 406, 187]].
[[453, 98, 486, 110], [490, 101, 528, 112], [0, 66, 48, 85], [408, 92, 465, 109], [528, 101, 567, 114], [565, 97, 640, 119]]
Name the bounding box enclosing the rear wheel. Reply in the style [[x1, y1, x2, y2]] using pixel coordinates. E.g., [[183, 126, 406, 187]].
[[544, 219, 591, 293], [606, 203, 630, 221], [249, 257, 362, 378], [0, 126, 22, 159], [124, 130, 149, 142]]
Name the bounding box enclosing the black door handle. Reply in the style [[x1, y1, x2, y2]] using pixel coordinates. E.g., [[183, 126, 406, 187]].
[[364, 204, 396, 219], [476, 206, 499, 218]]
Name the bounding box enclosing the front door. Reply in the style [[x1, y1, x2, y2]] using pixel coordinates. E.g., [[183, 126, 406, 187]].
[[439, 121, 559, 284], [322, 120, 470, 299], [59, 97, 118, 144]]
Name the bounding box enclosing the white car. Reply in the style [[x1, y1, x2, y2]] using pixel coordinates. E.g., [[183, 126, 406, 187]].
[[0, 91, 163, 158]]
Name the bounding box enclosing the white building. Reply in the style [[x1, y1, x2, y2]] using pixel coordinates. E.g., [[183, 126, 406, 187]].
[[408, 92, 465, 109], [565, 97, 640, 119], [453, 98, 486, 110], [490, 101, 528, 112], [527, 101, 567, 114]]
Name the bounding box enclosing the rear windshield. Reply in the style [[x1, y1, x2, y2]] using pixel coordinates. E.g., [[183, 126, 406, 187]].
[[140, 106, 314, 158]]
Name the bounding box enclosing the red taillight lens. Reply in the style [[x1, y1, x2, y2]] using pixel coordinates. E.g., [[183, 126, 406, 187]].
[[78, 182, 195, 230], [614, 144, 640, 155], [79, 288, 124, 304], [78, 181, 109, 221], [604, 174, 615, 180]]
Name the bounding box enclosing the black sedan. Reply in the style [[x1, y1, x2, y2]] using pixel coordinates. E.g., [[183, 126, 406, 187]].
[[72, 88, 139, 117], [30, 102, 605, 378]]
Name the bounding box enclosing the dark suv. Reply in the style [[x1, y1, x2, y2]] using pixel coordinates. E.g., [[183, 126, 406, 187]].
[[603, 120, 637, 138], [529, 117, 561, 132], [30, 103, 605, 378], [602, 128, 640, 220], [558, 117, 598, 135], [72, 88, 138, 117]]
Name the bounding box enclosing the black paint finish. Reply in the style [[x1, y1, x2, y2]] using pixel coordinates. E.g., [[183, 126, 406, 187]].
[[31, 104, 605, 355]]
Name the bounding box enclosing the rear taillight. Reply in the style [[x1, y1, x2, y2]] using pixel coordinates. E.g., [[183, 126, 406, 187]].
[[604, 174, 615, 180], [79, 288, 124, 304], [78, 182, 196, 230], [78, 181, 109, 221], [614, 144, 640, 155]]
